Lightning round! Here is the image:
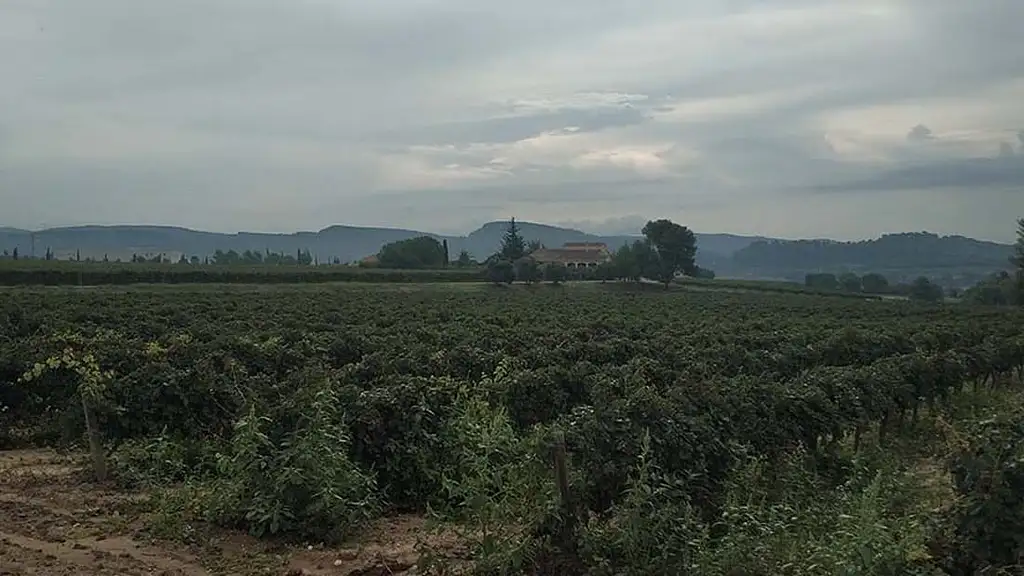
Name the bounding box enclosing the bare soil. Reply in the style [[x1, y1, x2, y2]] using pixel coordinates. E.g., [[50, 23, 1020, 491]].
[[0, 449, 467, 575]]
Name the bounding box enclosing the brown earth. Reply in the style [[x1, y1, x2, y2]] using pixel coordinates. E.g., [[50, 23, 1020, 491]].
[[0, 449, 468, 575]]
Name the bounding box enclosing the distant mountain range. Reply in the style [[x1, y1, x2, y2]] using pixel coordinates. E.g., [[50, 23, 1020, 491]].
[[0, 222, 760, 266], [0, 222, 1014, 288]]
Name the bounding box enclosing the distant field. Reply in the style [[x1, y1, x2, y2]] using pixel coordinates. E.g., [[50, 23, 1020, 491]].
[[676, 275, 888, 299], [0, 260, 898, 303], [0, 260, 483, 285]]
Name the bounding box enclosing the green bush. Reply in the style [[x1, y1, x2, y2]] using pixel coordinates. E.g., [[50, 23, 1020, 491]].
[[432, 383, 555, 573], [202, 368, 380, 542], [938, 408, 1024, 573], [110, 435, 219, 488], [578, 431, 707, 576]]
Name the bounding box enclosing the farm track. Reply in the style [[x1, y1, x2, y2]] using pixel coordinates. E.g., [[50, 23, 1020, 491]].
[[0, 450, 461, 576]]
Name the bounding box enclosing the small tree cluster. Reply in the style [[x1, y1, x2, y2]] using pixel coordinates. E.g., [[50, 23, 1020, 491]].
[[488, 217, 698, 287], [377, 236, 447, 269], [600, 220, 699, 286], [908, 276, 944, 302], [805, 272, 891, 294], [488, 218, 545, 285], [963, 271, 1017, 305], [204, 249, 313, 265]]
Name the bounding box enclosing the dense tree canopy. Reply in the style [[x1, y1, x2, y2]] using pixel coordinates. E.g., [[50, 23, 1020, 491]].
[[909, 276, 944, 302], [514, 258, 541, 284], [642, 219, 698, 285], [839, 272, 862, 292], [486, 259, 515, 284], [805, 273, 840, 291], [377, 236, 447, 269], [861, 273, 890, 294], [610, 240, 657, 283], [962, 272, 1015, 305]]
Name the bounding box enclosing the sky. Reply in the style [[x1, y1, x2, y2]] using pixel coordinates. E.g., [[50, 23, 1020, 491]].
[[2, 0, 1023, 242]]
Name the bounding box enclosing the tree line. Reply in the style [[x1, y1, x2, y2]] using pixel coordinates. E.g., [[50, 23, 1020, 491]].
[[804, 271, 945, 302], [1, 248, 333, 266]]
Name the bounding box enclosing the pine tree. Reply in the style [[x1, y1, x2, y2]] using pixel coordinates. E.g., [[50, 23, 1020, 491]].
[[499, 217, 526, 261], [1013, 218, 1024, 305], [442, 239, 450, 268]]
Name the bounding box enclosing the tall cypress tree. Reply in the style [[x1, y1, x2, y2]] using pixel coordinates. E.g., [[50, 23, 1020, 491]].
[[500, 217, 526, 261], [442, 239, 450, 268]]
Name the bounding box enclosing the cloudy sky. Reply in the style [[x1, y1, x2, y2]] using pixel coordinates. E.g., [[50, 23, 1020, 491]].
[[2, 0, 1023, 241]]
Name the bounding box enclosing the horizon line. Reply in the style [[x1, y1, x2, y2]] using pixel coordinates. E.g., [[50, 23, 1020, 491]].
[[0, 221, 1009, 245]]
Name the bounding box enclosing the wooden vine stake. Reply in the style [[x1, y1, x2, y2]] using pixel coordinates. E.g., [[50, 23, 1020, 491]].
[[80, 394, 107, 482], [553, 431, 577, 551]]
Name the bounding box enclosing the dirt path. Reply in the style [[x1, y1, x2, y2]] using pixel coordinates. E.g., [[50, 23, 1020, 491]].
[[0, 450, 466, 575]]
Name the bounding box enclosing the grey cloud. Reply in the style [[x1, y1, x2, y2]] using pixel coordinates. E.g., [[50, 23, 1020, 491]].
[[1000, 142, 1016, 157], [2, 0, 1024, 239], [378, 176, 692, 206], [636, 1, 1024, 135], [376, 104, 654, 147], [908, 125, 935, 142], [817, 155, 1024, 194]]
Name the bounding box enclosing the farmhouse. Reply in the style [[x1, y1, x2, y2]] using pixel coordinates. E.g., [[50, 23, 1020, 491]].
[[529, 242, 612, 270]]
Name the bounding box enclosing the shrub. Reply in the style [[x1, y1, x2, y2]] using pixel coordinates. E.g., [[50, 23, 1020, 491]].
[[937, 408, 1024, 572], [487, 259, 515, 285], [202, 368, 380, 542], [544, 263, 568, 285]]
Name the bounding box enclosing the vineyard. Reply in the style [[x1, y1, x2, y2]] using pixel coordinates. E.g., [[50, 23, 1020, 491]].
[[0, 260, 482, 286], [1, 283, 1023, 575]]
